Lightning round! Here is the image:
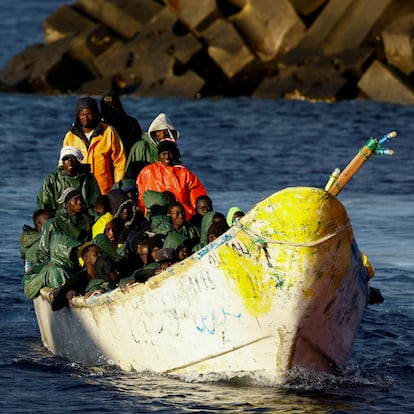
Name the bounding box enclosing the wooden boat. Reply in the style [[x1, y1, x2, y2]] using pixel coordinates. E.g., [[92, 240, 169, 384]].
[[32, 134, 396, 384]]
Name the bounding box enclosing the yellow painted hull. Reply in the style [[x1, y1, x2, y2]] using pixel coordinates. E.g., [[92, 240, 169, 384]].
[[34, 187, 369, 384]]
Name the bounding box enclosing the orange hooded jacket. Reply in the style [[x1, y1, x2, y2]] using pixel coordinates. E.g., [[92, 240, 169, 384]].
[[137, 162, 207, 219]]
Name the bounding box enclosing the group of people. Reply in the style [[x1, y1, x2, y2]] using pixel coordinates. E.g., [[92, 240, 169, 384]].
[[20, 93, 245, 310]]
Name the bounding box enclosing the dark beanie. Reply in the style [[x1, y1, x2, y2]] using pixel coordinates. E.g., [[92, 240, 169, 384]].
[[157, 140, 177, 155], [61, 187, 81, 207], [156, 247, 176, 263], [76, 97, 100, 117], [131, 233, 149, 254]]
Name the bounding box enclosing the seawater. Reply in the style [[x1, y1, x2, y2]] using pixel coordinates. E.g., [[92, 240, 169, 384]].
[[1, 94, 413, 413], [1, 2, 414, 413]]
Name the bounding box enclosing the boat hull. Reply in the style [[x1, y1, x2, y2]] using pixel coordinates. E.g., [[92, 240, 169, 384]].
[[33, 186, 369, 384]]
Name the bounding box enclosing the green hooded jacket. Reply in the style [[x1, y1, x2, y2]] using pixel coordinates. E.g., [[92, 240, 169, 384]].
[[37, 164, 101, 216]]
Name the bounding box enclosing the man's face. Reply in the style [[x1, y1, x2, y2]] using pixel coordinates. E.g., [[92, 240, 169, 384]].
[[78, 108, 96, 130], [168, 205, 185, 227], [62, 156, 79, 176], [154, 129, 171, 142], [105, 221, 119, 244], [159, 150, 175, 166], [67, 195, 83, 215], [196, 199, 212, 215]]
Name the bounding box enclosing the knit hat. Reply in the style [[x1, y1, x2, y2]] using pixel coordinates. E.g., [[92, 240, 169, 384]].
[[60, 187, 81, 207], [130, 232, 149, 254], [156, 247, 176, 263], [157, 140, 177, 155], [76, 97, 100, 117], [60, 146, 84, 162]]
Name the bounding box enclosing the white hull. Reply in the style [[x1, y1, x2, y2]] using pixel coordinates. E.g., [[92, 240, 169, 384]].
[[33, 187, 369, 384]]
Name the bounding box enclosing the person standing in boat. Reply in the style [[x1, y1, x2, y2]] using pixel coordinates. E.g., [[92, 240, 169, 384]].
[[122, 113, 182, 186], [100, 91, 143, 157], [62, 96, 126, 194], [37, 146, 101, 217], [136, 140, 207, 220]]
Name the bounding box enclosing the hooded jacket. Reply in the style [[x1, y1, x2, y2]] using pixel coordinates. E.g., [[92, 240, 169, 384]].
[[37, 164, 101, 216], [123, 113, 182, 181], [63, 98, 126, 194], [100, 93, 142, 156], [137, 162, 207, 220], [20, 224, 42, 273], [36, 209, 93, 265]]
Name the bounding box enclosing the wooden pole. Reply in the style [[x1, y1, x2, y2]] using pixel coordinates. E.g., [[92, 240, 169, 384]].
[[327, 132, 396, 197]]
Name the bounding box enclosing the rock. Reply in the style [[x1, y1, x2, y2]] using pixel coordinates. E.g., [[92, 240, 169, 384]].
[[43, 5, 96, 44], [254, 47, 374, 100], [230, 0, 306, 62], [0, 38, 94, 93], [67, 24, 122, 79], [299, 0, 393, 54], [165, 0, 219, 32], [358, 60, 414, 104], [3, 0, 414, 103], [201, 19, 255, 79], [382, 13, 414, 75], [290, 0, 328, 17], [75, 0, 163, 40]]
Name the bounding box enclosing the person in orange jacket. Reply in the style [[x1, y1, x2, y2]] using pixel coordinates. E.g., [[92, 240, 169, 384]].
[[136, 140, 207, 220], [62, 97, 126, 194]]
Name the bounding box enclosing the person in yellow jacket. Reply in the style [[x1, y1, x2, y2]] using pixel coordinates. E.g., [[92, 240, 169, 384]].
[[63, 97, 126, 194]]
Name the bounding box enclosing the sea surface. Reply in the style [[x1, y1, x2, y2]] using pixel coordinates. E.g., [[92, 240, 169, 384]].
[[1, 2, 414, 414]]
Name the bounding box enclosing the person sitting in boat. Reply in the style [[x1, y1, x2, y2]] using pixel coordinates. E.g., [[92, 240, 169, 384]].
[[124, 232, 169, 283], [140, 190, 174, 235], [206, 221, 230, 244], [20, 208, 54, 274], [167, 201, 200, 247], [92, 214, 126, 262], [192, 211, 228, 252], [106, 188, 150, 244], [189, 195, 214, 229], [122, 113, 182, 187], [163, 231, 193, 262], [37, 146, 101, 217], [22, 188, 94, 300], [62, 96, 126, 195], [136, 140, 207, 220], [50, 244, 102, 311], [85, 254, 124, 294], [154, 247, 178, 274], [100, 91, 143, 157], [226, 206, 245, 227]]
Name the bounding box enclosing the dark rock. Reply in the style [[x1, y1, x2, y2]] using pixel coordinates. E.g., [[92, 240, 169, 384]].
[[230, 0, 305, 62], [358, 59, 414, 104], [75, 0, 163, 40], [43, 4, 96, 44], [2, 0, 414, 103], [382, 13, 414, 75]]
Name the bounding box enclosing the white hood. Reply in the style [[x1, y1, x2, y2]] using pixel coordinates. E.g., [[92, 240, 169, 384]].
[[148, 113, 179, 144]]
